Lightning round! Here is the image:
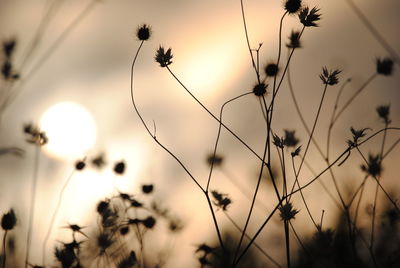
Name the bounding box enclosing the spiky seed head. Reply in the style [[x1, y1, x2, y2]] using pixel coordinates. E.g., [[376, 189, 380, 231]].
[[284, 0, 302, 14], [252, 82, 268, 97], [376, 57, 394, 76], [279, 203, 299, 221], [155, 46, 173, 67], [114, 161, 125, 175], [136, 24, 151, 41], [299, 6, 321, 27], [287, 30, 302, 49], [1, 209, 16, 230], [265, 63, 279, 77]]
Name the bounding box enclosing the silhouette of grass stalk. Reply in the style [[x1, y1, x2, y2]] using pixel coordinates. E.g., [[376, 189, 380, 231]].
[[25, 146, 40, 268], [42, 169, 76, 266]]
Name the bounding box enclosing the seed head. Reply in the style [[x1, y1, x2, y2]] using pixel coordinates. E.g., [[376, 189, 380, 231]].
[[142, 216, 156, 229], [3, 38, 17, 58], [155, 46, 173, 67], [264, 63, 279, 77], [376, 104, 391, 124], [97, 232, 114, 252], [1, 209, 17, 230], [291, 145, 302, 157], [211, 190, 232, 211], [284, 0, 302, 14], [142, 184, 154, 194], [319, 67, 341, 86], [283, 129, 299, 147], [361, 154, 382, 177], [252, 82, 268, 97], [75, 160, 86, 170], [273, 134, 284, 149], [299, 6, 321, 27], [114, 161, 125, 175], [118, 251, 137, 268], [206, 154, 223, 166], [376, 57, 394, 76], [279, 202, 299, 221], [136, 24, 151, 41], [286, 30, 302, 49]]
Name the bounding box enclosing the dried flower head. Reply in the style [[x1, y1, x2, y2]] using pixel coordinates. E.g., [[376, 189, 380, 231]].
[[273, 134, 284, 149], [55, 246, 76, 268], [283, 129, 299, 147], [376, 57, 394, 76], [114, 161, 125, 175], [348, 127, 369, 147], [265, 63, 279, 77], [279, 202, 299, 221], [286, 30, 302, 49], [319, 67, 341, 86], [155, 46, 173, 67], [97, 232, 114, 253], [1, 60, 19, 80], [252, 82, 268, 97], [1, 209, 17, 230], [75, 160, 86, 170], [291, 145, 302, 157], [284, 0, 302, 14], [136, 24, 151, 41], [211, 190, 232, 211], [118, 251, 137, 268], [23, 123, 48, 146], [376, 104, 391, 124], [299, 6, 321, 27], [96, 200, 110, 215], [91, 153, 106, 169], [142, 216, 156, 229], [361, 154, 382, 177], [142, 184, 154, 194], [206, 154, 223, 166], [3, 38, 17, 58]]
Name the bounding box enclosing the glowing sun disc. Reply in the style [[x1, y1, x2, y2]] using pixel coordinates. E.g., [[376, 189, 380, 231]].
[[40, 102, 97, 159]]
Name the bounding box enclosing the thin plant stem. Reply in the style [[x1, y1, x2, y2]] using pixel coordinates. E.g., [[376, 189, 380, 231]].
[[332, 73, 377, 125], [130, 41, 227, 250], [206, 92, 252, 192], [345, 0, 400, 64], [355, 147, 399, 212], [223, 211, 282, 268], [287, 51, 325, 158], [289, 127, 400, 197], [165, 66, 269, 167], [370, 183, 379, 250], [42, 169, 76, 266], [284, 220, 291, 268], [232, 106, 271, 264], [290, 156, 318, 230], [272, 11, 288, 97], [4, 0, 99, 110], [326, 78, 352, 158], [2, 231, 7, 268], [240, 0, 261, 82], [25, 145, 40, 268], [234, 199, 283, 267]]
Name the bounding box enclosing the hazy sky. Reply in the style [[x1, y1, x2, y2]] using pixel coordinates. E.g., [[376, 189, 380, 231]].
[[0, 0, 399, 267]]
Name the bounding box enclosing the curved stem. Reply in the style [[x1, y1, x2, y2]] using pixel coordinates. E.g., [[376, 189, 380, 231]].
[[2, 231, 7, 268], [206, 92, 252, 192], [240, 0, 261, 82], [42, 169, 76, 266], [345, 0, 400, 64]]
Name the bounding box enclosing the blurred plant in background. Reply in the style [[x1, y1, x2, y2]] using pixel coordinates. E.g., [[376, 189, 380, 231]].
[[1, 0, 400, 267]]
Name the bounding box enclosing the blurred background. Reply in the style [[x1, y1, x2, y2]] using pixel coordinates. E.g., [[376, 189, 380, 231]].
[[0, 0, 399, 267]]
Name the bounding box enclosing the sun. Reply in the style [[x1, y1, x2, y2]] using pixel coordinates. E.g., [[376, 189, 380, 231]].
[[39, 102, 97, 159]]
